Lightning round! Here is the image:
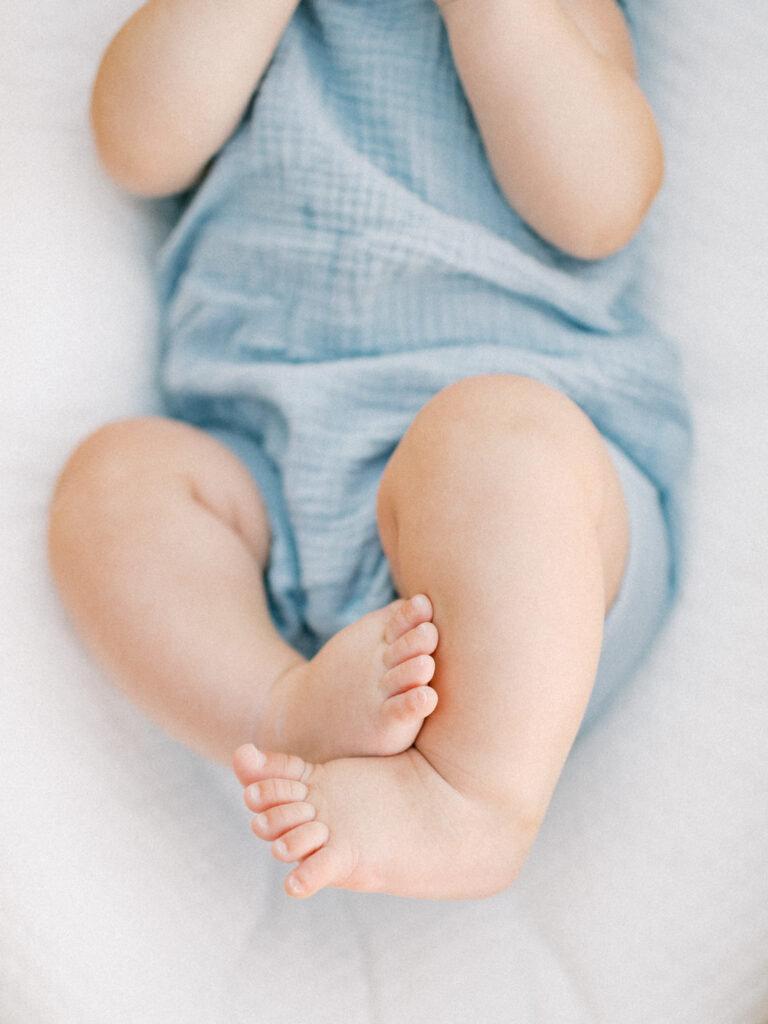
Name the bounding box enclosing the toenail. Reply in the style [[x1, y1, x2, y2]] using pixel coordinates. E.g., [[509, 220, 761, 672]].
[[250, 746, 267, 767], [286, 875, 304, 896], [253, 813, 267, 831], [274, 839, 288, 858]]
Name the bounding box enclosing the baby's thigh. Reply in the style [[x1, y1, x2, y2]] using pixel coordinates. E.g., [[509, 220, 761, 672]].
[[50, 416, 273, 566], [376, 374, 629, 598]]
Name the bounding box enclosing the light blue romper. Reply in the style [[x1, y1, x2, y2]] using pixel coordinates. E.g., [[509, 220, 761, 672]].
[[157, 0, 691, 728]]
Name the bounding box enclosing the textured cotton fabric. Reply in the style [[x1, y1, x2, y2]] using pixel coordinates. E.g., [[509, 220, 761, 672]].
[[7, 2, 768, 1020], [157, 0, 691, 655]]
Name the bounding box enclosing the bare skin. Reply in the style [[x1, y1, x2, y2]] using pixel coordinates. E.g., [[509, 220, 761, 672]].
[[48, 418, 440, 766], [90, 0, 662, 257], [50, 375, 629, 899], [233, 745, 531, 900], [258, 596, 440, 762], [226, 375, 630, 899], [47, 0, 657, 900]]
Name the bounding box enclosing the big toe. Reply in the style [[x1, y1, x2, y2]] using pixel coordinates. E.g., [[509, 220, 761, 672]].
[[383, 594, 433, 645], [233, 745, 309, 786]]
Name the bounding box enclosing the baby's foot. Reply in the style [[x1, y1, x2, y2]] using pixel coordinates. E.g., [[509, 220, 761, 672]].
[[233, 744, 533, 900], [257, 595, 439, 762]]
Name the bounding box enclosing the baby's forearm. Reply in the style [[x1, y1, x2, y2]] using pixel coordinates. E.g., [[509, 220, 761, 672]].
[[92, 0, 300, 196], [438, 0, 663, 259]]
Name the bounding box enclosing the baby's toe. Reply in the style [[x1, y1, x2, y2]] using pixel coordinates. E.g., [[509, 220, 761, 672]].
[[233, 743, 265, 784], [383, 620, 438, 670], [384, 684, 438, 724], [245, 778, 308, 812], [251, 801, 317, 841], [383, 594, 433, 644], [285, 844, 353, 899], [233, 745, 310, 786], [382, 654, 435, 697], [272, 821, 329, 864]]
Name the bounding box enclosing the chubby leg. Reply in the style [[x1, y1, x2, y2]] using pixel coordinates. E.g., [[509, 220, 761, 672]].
[[48, 417, 438, 764], [382, 375, 629, 810], [235, 375, 630, 898]]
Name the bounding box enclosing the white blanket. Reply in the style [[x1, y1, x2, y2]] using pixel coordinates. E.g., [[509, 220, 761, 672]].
[[2, 2, 767, 1021]]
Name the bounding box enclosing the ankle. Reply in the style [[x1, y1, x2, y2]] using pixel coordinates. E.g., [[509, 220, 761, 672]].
[[410, 744, 544, 892], [252, 657, 307, 753]]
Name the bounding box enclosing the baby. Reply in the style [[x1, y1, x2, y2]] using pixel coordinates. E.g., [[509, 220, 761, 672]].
[[49, 0, 690, 899]]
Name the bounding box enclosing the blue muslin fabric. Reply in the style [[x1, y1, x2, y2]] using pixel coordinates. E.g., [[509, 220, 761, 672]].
[[157, 0, 691, 657]]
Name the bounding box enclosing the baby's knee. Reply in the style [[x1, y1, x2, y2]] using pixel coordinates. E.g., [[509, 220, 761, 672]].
[[390, 374, 600, 478], [48, 418, 168, 565], [378, 373, 618, 542], [426, 374, 593, 441], [49, 416, 273, 573], [52, 416, 164, 502]]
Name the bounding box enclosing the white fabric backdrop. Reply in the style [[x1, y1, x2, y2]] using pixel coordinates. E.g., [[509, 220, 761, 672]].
[[2, 2, 767, 1021]]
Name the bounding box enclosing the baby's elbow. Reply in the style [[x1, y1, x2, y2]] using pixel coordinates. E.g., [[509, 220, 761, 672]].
[[90, 93, 199, 198], [91, 126, 195, 198], [567, 196, 660, 261], [560, 153, 665, 261], [560, 211, 643, 262]]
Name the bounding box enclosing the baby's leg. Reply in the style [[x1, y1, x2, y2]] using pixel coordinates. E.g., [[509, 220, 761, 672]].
[[48, 418, 437, 764], [235, 375, 630, 898], [383, 375, 629, 811]]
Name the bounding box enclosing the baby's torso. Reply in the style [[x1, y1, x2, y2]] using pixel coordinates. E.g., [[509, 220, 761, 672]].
[[161, 0, 639, 344], [158, 0, 690, 528]]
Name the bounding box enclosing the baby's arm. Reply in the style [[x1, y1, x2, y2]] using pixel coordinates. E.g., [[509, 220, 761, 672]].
[[92, 0, 300, 196], [437, 0, 663, 259]]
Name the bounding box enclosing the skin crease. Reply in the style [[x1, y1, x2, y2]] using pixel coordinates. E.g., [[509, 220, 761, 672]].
[[49, 0, 659, 899]]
